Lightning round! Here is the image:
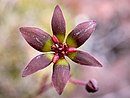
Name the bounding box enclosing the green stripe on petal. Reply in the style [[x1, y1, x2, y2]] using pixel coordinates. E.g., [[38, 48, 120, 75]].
[[55, 58, 68, 66], [67, 52, 77, 60], [42, 38, 54, 52], [56, 34, 65, 43], [46, 53, 54, 61], [66, 35, 77, 47]]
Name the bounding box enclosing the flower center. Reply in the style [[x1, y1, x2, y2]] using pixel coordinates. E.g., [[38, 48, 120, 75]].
[[51, 43, 68, 58], [51, 35, 76, 63]]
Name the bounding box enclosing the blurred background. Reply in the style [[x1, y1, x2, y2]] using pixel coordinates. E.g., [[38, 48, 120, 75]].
[[0, 0, 130, 98]]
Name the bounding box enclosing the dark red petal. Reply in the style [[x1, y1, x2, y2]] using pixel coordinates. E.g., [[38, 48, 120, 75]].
[[52, 59, 70, 95], [51, 5, 66, 43], [66, 20, 96, 48], [20, 27, 54, 52], [67, 50, 102, 67], [22, 54, 53, 77]]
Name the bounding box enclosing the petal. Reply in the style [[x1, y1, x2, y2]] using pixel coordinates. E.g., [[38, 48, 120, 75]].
[[67, 50, 102, 67], [20, 27, 54, 52], [66, 20, 96, 48], [51, 5, 66, 43], [52, 59, 70, 95], [22, 53, 54, 77]]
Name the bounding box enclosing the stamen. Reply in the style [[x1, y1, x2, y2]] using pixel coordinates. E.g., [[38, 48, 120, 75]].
[[51, 45, 56, 50], [56, 44, 59, 47], [68, 47, 77, 52], [52, 35, 59, 43], [52, 54, 59, 63]]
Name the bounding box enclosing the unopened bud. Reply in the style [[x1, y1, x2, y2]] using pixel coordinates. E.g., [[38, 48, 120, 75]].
[[85, 79, 99, 93]]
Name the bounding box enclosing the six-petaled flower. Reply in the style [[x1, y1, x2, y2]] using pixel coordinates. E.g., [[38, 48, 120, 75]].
[[19, 5, 102, 95]]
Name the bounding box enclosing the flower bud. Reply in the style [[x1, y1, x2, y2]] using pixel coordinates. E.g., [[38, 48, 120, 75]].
[[85, 79, 99, 93]]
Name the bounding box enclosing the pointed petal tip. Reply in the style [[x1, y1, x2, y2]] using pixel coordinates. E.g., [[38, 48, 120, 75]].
[[21, 72, 27, 77], [19, 27, 24, 32], [99, 64, 103, 67], [52, 81, 62, 95], [96, 61, 103, 67], [22, 74, 26, 77], [57, 91, 62, 95], [19, 27, 22, 30], [79, 63, 103, 68], [86, 60, 103, 68], [91, 61, 103, 67], [83, 20, 96, 30], [22, 69, 29, 77], [95, 64, 103, 67], [55, 4, 60, 9], [54, 5, 61, 13], [91, 20, 96, 23], [53, 83, 63, 95], [89, 20, 96, 23], [19, 27, 28, 32], [19, 27, 28, 35], [88, 20, 97, 28]]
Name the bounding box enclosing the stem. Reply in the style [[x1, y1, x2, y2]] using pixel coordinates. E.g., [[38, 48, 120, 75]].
[[69, 78, 87, 86], [33, 83, 53, 98]]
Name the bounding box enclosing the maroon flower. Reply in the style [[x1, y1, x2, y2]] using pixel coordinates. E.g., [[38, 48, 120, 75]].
[[19, 5, 102, 95]]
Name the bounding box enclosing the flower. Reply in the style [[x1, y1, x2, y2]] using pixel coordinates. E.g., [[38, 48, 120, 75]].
[[19, 5, 102, 95]]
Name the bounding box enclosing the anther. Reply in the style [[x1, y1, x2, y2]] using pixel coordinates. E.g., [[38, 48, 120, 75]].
[[52, 35, 59, 43], [55, 44, 59, 48], [68, 47, 77, 52]]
